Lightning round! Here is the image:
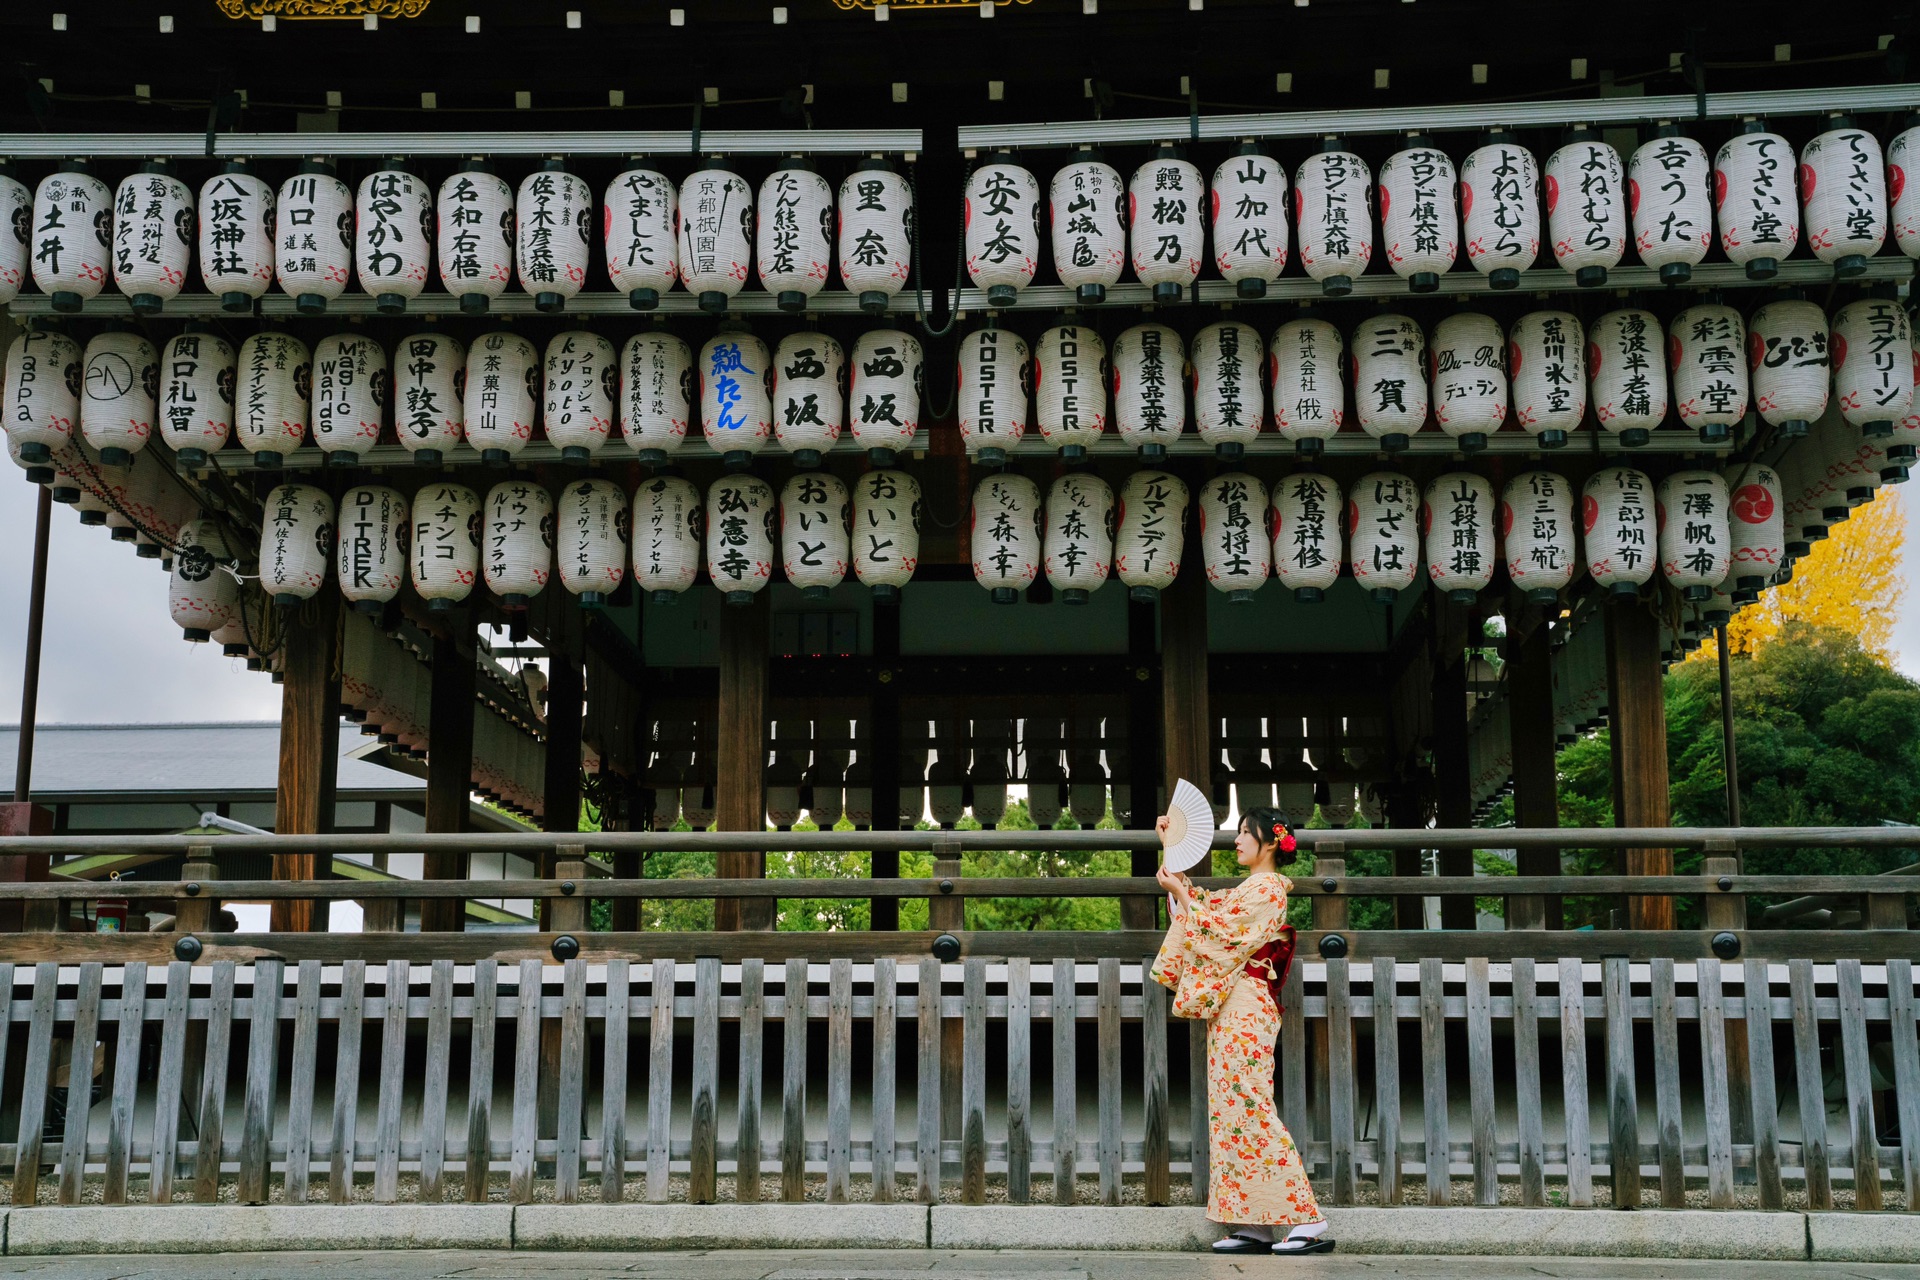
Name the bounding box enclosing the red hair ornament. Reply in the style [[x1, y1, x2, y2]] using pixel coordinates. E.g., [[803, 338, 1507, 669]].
[[1272, 822, 1297, 854]]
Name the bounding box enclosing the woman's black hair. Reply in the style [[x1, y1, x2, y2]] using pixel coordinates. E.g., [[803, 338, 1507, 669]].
[[1238, 805, 1293, 858]]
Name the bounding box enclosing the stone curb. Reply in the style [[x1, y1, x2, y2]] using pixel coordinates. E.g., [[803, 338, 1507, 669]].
[[5, 1204, 513, 1255], [1808, 1211, 1920, 1263], [931, 1205, 1220, 1252], [512, 1203, 930, 1250]]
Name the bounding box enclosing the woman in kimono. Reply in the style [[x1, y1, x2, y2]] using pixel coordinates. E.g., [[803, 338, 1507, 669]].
[[1152, 805, 1333, 1255]]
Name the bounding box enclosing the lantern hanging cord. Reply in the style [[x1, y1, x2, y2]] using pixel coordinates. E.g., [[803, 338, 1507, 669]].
[[909, 160, 963, 342], [63, 448, 195, 560]]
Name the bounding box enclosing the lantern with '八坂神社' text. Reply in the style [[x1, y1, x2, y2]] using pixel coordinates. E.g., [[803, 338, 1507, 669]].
[[1114, 469, 1187, 602]]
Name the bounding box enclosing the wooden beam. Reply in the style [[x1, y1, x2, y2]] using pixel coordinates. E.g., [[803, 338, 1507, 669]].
[[1123, 597, 1160, 931], [716, 593, 770, 931], [1506, 608, 1561, 930], [869, 602, 901, 931], [1159, 561, 1210, 817], [420, 630, 476, 934], [1431, 621, 1474, 931], [271, 592, 340, 933], [1606, 598, 1674, 930]]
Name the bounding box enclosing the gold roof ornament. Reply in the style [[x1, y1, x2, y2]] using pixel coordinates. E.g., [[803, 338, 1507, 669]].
[[831, 0, 1030, 10], [216, 0, 430, 19]]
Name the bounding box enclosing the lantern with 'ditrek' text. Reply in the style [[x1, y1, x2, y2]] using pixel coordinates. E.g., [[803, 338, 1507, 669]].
[[517, 162, 592, 313], [972, 473, 1041, 603], [966, 158, 1041, 308], [0, 167, 30, 308], [1831, 296, 1914, 440], [277, 164, 353, 315], [1658, 470, 1731, 602], [1724, 462, 1785, 596], [1347, 470, 1418, 603], [1043, 472, 1114, 605], [849, 328, 922, 466], [782, 471, 851, 600], [1211, 146, 1289, 297], [1714, 125, 1799, 279], [1191, 321, 1263, 460], [1423, 472, 1494, 603], [393, 332, 463, 467], [411, 482, 480, 613], [311, 332, 385, 467], [437, 162, 513, 314], [1501, 470, 1575, 604], [32, 168, 111, 313], [1051, 151, 1126, 304], [4, 329, 81, 465], [464, 331, 539, 465], [170, 518, 239, 642], [677, 167, 753, 315], [1428, 311, 1505, 452], [1508, 310, 1584, 449], [1129, 149, 1203, 304], [1295, 144, 1372, 296], [1114, 469, 1187, 602], [773, 331, 845, 468], [1352, 313, 1425, 452], [1273, 471, 1342, 602], [1112, 323, 1185, 461], [1587, 309, 1666, 447], [160, 328, 234, 468], [1801, 122, 1887, 277], [355, 167, 432, 314], [336, 485, 408, 615], [111, 163, 191, 315], [236, 331, 310, 469], [1628, 130, 1712, 283], [632, 475, 702, 604], [1034, 324, 1106, 460], [558, 478, 628, 606], [1545, 131, 1625, 287], [757, 166, 834, 312], [1269, 315, 1343, 455], [957, 327, 1029, 467], [1378, 142, 1458, 292], [703, 329, 778, 467], [622, 331, 692, 465], [838, 161, 912, 315], [853, 469, 920, 602], [1669, 303, 1749, 445], [198, 165, 274, 313], [706, 473, 776, 605], [1199, 472, 1269, 603], [1459, 132, 1539, 289], [260, 483, 333, 606], [541, 331, 616, 463], [605, 167, 678, 310], [484, 480, 554, 610]]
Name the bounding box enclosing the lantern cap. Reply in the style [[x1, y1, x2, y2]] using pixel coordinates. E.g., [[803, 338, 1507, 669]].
[[854, 156, 896, 174], [858, 289, 893, 314], [1488, 266, 1520, 290], [222, 642, 249, 657], [1370, 587, 1397, 606], [218, 290, 256, 313], [1448, 588, 1478, 605], [1888, 442, 1917, 463], [1151, 281, 1183, 304], [1408, 271, 1439, 293], [297, 158, 335, 177], [49, 484, 80, 504], [578, 591, 608, 608], [1457, 432, 1488, 454], [650, 589, 680, 605], [1293, 436, 1325, 458], [866, 446, 899, 467], [1377, 432, 1410, 454], [559, 445, 593, 465], [480, 447, 513, 467], [1562, 124, 1597, 143], [536, 291, 568, 314], [777, 289, 810, 313], [1128, 584, 1159, 604], [16, 442, 49, 466], [1059, 444, 1087, 463], [1526, 588, 1559, 606], [724, 589, 759, 607], [989, 586, 1019, 604], [871, 583, 901, 605], [1075, 282, 1108, 305], [1320, 274, 1353, 298], [1744, 256, 1780, 281], [987, 284, 1019, 308], [1682, 585, 1711, 602], [1618, 428, 1651, 448], [295, 293, 330, 316], [1293, 587, 1324, 604], [1697, 423, 1731, 445], [972, 445, 1006, 469], [1059, 587, 1090, 606], [790, 448, 823, 470], [326, 450, 360, 468], [77, 509, 106, 527], [1834, 254, 1871, 278], [351, 599, 385, 617], [1137, 442, 1168, 463], [458, 292, 492, 315], [374, 291, 409, 315], [724, 448, 758, 471], [1574, 265, 1608, 288], [272, 593, 305, 609], [1213, 441, 1245, 463], [1659, 262, 1692, 286], [1481, 127, 1517, 145], [49, 290, 83, 314], [1152, 142, 1184, 161], [1537, 429, 1569, 450], [635, 447, 668, 467], [1235, 277, 1268, 299], [252, 451, 285, 469], [22, 465, 53, 484], [411, 448, 443, 468], [1317, 135, 1346, 155]]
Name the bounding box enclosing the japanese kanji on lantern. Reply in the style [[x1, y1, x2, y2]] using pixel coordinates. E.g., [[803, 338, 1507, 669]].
[[1627, 129, 1712, 284], [1544, 129, 1625, 287], [1714, 123, 1799, 280], [957, 326, 1030, 467], [1658, 469, 1730, 601], [1113, 468, 1187, 602], [1428, 311, 1506, 452], [541, 330, 617, 463], [754, 164, 834, 313], [1043, 471, 1114, 605], [1112, 322, 1184, 461], [393, 332, 464, 467], [1459, 130, 1539, 289], [622, 330, 693, 465], [1352, 312, 1426, 453], [1295, 142, 1372, 296], [159, 327, 235, 469], [1130, 147, 1203, 304], [336, 485, 408, 615], [1831, 294, 1914, 440], [557, 477, 628, 606], [463, 330, 539, 465], [699, 328, 774, 468], [605, 166, 679, 311], [235, 331, 311, 469], [311, 332, 386, 467], [1586, 308, 1666, 448], [1723, 461, 1785, 595], [1199, 471, 1270, 602], [773, 331, 845, 468], [1501, 470, 1574, 604], [838, 160, 912, 315], [1347, 470, 1418, 603], [31, 166, 112, 314], [1188, 321, 1263, 461], [1211, 144, 1289, 298], [1745, 296, 1827, 440], [706, 472, 776, 605], [1508, 310, 1585, 449], [0, 165, 29, 309], [1378, 140, 1458, 293], [852, 468, 921, 602], [169, 518, 238, 642], [1269, 314, 1344, 455], [276, 162, 353, 316], [259, 483, 334, 606], [436, 161, 514, 315], [1272, 470, 1341, 602], [410, 481, 480, 612], [111, 163, 191, 316], [849, 328, 922, 466], [483, 480, 554, 610], [1891, 116, 1920, 259], [673, 167, 752, 314], [971, 472, 1041, 603], [354, 165, 432, 314], [1801, 119, 1887, 278], [1669, 302, 1750, 444], [965, 157, 1041, 308], [1050, 150, 1126, 304], [517, 160, 592, 313], [1423, 472, 1494, 603], [781, 471, 851, 599], [1034, 324, 1107, 459], [632, 474, 702, 603]]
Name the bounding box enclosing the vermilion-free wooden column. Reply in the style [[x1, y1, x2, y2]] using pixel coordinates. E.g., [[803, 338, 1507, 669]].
[[1605, 598, 1674, 930], [1506, 609, 1561, 930], [272, 592, 341, 933], [419, 631, 477, 933], [716, 593, 771, 931]]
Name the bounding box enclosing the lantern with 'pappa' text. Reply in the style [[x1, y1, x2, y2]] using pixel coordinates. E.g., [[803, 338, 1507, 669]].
[[260, 483, 333, 606], [1352, 313, 1426, 452], [852, 469, 920, 602], [1378, 143, 1458, 292], [757, 166, 834, 312], [631, 475, 702, 603], [850, 329, 922, 465], [782, 471, 851, 599], [1714, 127, 1799, 279], [170, 518, 238, 641], [558, 478, 628, 605], [1295, 146, 1372, 296], [79, 330, 158, 468], [437, 163, 513, 314], [517, 163, 592, 313], [605, 167, 678, 310], [1269, 316, 1343, 454], [1658, 470, 1731, 601], [1051, 152, 1126, 304], [966, 158, 1041, 307], [160, 329, 234, 468], [773, 332, 845, 468], [677, 168, 754, 315], [1507, 310, 1585, 449], [1724, 462, 1785, 594], [464, 331, 539, 464], [484, 481, 554, 610], [838, 161, 912, 314], [1347, 470, 1418, 602], [1428, 312, 1505, 451], [1669, 304, 1749, 444], [1747, 298, 1828, 439], [706, 473, 776, 605], [1587, 309, 1666, 447], [1112, 323, 1185, 461], [393, 333, 464, 466], [1459, 133, 1539, 288], [1034, 325, 1106, 459], [972, 473, 1042, 602], [957, 327, 1030, 466], [111, 164, 191, 315], [1545, 133, 1626, 286], [1129, 150, 1203, 303], [702, 330, 775, 468], [311, 333, 385, 467], [1114, 469, 1187, 602], [622, 331, 692, 465], [1501, 470, 1575, 603], [1801, 124, 1887, 276], [31, 169, 111, 313], [411, 482, 480, 612], [1199, 472, 1270, 602], [1628, 131, 1712, 283], [236, 331, 310, 468], [337, 485, 409, 614], [1273, 471, 1342, 601], [1044, 472, 1114, 605], [277, 165, 353, 315], [0, 169, 29, 308], [1423, 472, 1494, 602], [355, 167, 432, 314], [1211, 148, 1289, 297], [1831, 296, 1914, 438], [541, 331, 617, 463], [4, 329, 81, 465]]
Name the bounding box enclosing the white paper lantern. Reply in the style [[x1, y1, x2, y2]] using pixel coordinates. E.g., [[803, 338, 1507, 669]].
[[956, 327, 1029, 465], [509, 165, 590, 314], [1627, 132, 1713, 283], [4, 329, 81, 464], [1295, 147, 1372, 296], [1582, 466, 1658, 594], [852, 468, 921, 601], [1352, 312, 1426, 451], [1897, 328, 1920, 464], [1190, 321, 1263, 459], [1043, 472, 1114, 604], [605, 167, 679, 310], [1112, 322, 1185, 460], [154, 329, 235, 467], [756, 167, 834, 311], [1658, 470, 1731, 601], [1269, 316, 1344, 455], [693, 330, 771, 466], [1459, 134, 1539, 288], [1714, 127, 1800, 279], [622, 331, 693, 464], [234, 331, 311, 467], [484, 480, 554, 608], [392, 332, 464, 466], [541, 330, 616, 462], [1723, 462, 1785, 594], [311, 332, 386, 465], [557, 477, 628, 605], [0, 169, 30, 308], [761, 331, 843, 468], [1586, 309, 1667, 447], [1801, 123, 1887, 276], [1668, 303, 1749, 443], [965, 159, 1042, 306], [196, 165, 274, 311], [276, 165, 353, 314], [1544, 134, 1626, 286], [632, 474, 703, 603], [260, 483, 333, 606], [1050, 153, 1126, 304], [1377, 143, 1458, 291], [838, 162, 912, 314], [1034, 324, 1107, 458], [1747, 298, 1829, 439], [1211, 148, 1289, 297], [110, 165, 191, 315], [1831, 296, 1914, 436], [781, 472, 851, 599], [437, 163, 514, 314], [1891, 122, 1920, 259], [411, 482, 481, 612], [1129, 151, 1203, 302], [1507, 310, 1585, 448], [972, 473, 1042, 602], [849, 328, 922, 464], [463, 330, 539, 463], [1500, 471, 1575, 603], [1113, 469, 1188, 601], [31, 169, 111, 312], [1197, 472, 1269, 602], [1428, 311, 1506, 450], [706, 473, 776, 604], [1272, 471, 1341, 601], [336, 485, 408, 614], [677, 168, 753, 313], [170, 518, 239, 641], [1422, 472, 1494, 602], [354, 168, 432, 313], [1346, 470, 1419, 602]]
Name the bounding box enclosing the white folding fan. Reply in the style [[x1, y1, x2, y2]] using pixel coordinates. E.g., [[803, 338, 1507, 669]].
[[1161, 776, 1215, 875]]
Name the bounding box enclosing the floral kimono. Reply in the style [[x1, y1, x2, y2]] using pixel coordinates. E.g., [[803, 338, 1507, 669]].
[[1151, 869, 1322, 1227]]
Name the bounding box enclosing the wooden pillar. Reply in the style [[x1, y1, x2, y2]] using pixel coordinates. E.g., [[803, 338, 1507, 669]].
[[1431, 643, 1474, 931], [1124, 597, 1161, 931], [419, 631, 476, 934], [870, 604, 901, 930], [929, 835, 964, 1176], [1386, 786, 1427, 929], [0, 803, 53, 932], [716, 593, 770, 931], [1160, 563, 1210, 829], [272, 592, 340, 933], [1506, 611, 1561, 931], [1605, 598, 1673, 930]]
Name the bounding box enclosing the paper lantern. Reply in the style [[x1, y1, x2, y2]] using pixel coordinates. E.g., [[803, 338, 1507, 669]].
[[169, 518, 239, 642], [234, 331, 311, 468], [1628, 131, 1713, 283], [1459, 133, 1539, 288], [1582, 466, 1658, 594], [110, 164, 192, 315], [769, 330, 849, 468], [1351, 313, 1426, 452], [1507, 310, 1585, 449], [1043, 472, 1114, 604], [677, 167, 753, 314], [1501, 471, 1575, 604], [632, 474, 703, 603], [155, 329, 235, 468], [1129, 149, 1203, 303], [354, 167, 432, 314], [756, 166, 834, 311], [971, 473, 1042, 602], [463, 331, 539, 464], [3, 329, 82, 464], [1892, 120, 1920, 259], [557, 477, 628, 605], [1272, 471, 1341, 601], [837, 161, 912, 314], [1747, 298, 1828, 440], [1714, 127, 1799, 280], [965, 158, 1041, 306], [1668, 303, 1749, 444], [1050, 152, 1126, 304], [31, 169, 111, 312], [1428, 311, 1506, 451], [956, 327, 1029, 465], [1111, 322, 1184, 460], [1801, 123, 1887, 276], [781, 472, 851, 599], [541, 330, 616, 463], [0, 168, 30, 308], [1544, 132, 1625, 286], [852, 468, 921, 601], [276, 164, 353, 315], [1723, 462, 1785, 594], [705, 473, 776, 604], [484, 480, 554, 609], [411, 482, 481, 612], [78, 329, 157, 468], [1190, 321, 1263, 460], [311, 332, 386, 466], [1269, 316, 1344, 455], [1211, 147, 1289, 298], [260, 483, 333, 606], [1346, 470, 1418, 603], [605, 167, 679, 310], [336, 485, 409, 614], [437, 163, 514, 314], [393, 333, 464, 466], [1897, 328, 1920, 463], [849, 328, 922, 465], [1587, 309, 1667, 448], [1422, 472, 1494, 603], [1377, 143, 1458, 292], [1034, 324, 1107, 459], [1831, 296, 1913, 437], [1658, 470, 1731, 601], [698, 330, 773, 467], [510, 163, 589, 314], [195, 164, 275, 313], [622, 331, 693, 465], [1196, 472, 1269, 602], [1295, 146, 1372, 296], [1113, 469, 1188, 602]]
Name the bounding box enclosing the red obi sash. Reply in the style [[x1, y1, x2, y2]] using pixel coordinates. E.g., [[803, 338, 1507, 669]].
[[1247, 924, 1297, 1004]]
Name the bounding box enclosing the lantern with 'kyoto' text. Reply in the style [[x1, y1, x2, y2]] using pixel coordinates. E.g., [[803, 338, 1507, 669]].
[[437, 162, 513, 314], [700, 330, 774, 469], [966, 158, 1042, 307], [1724, 462, 1785, 595], [542, 331, 617, 463], [773, 331, 845, 467], [1714, 125, 1799, 280], [1459, 132, 1538, 289], [1831, 295, 1914, 439], [972, 473, 1042, 603], [1347, 470, 1418, 603], [1801, 121, 1887, 277], [1545, 131, 1625, 287], [1295, 144, 1372, 296], [631, 475, 702, 604], [1042, 472, 1114, 605], [1501, 470, 1575, 604], [160, 328, 234, 468], [336, 485, 409, 614], [1669, 303, 1749, 444], [4, 329, 81, 465], [517, 162, 592, 313], [1658, 470, 1731, 601], [410, 482, 480, 612], [31, 168, 111, 313], [1747, 297, 1828, 439], [484, 480, 554, 610], [170, 518, 238, 642], [757, 166, 834, 312], [1190, 321, 1263, 461], [706, 473, 776, 605], [1587, 309, 1666, 447], [1199, 472, 1269, 603], [1269, 315, 1344, 454], [1114, 469, 1187, 602], [277, 163, 353, 315], [1508, 310, 1585, 449], [622, 331, 693, 465], [1628, 130, 1712, 283], [1211, 146, 1289, 298], [311, 332, 385, 467], [605, 167, 678, 310], [1423, 472, 1494, 603], [957, 327, 1030, 466], [1129, 148, 1203, 304], [852, 469, 921, 602], [260, 483, 333, 606], [111, 163, 191, 315], [0, 167, 29, 308], [677, 167, 754, 315], [838, 160, 912, 314], [782, 471, 851, 600], [393, 333, 464, 467], [1273, 471, 1342, 602], [463, 331, 539, 465], [1034, 325, 1106, 459], [1112, 323, 1185, 461], [236, 331, 311, 469], [1378, 142, 1458, 292], [1050, 151, 1125, 304], [1352, 312, 1426, 452], [850, 328, 922, 466], [355, 167, 432, 314], [1428, 311, 1505, 452], [557, 478, 628, 606]]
